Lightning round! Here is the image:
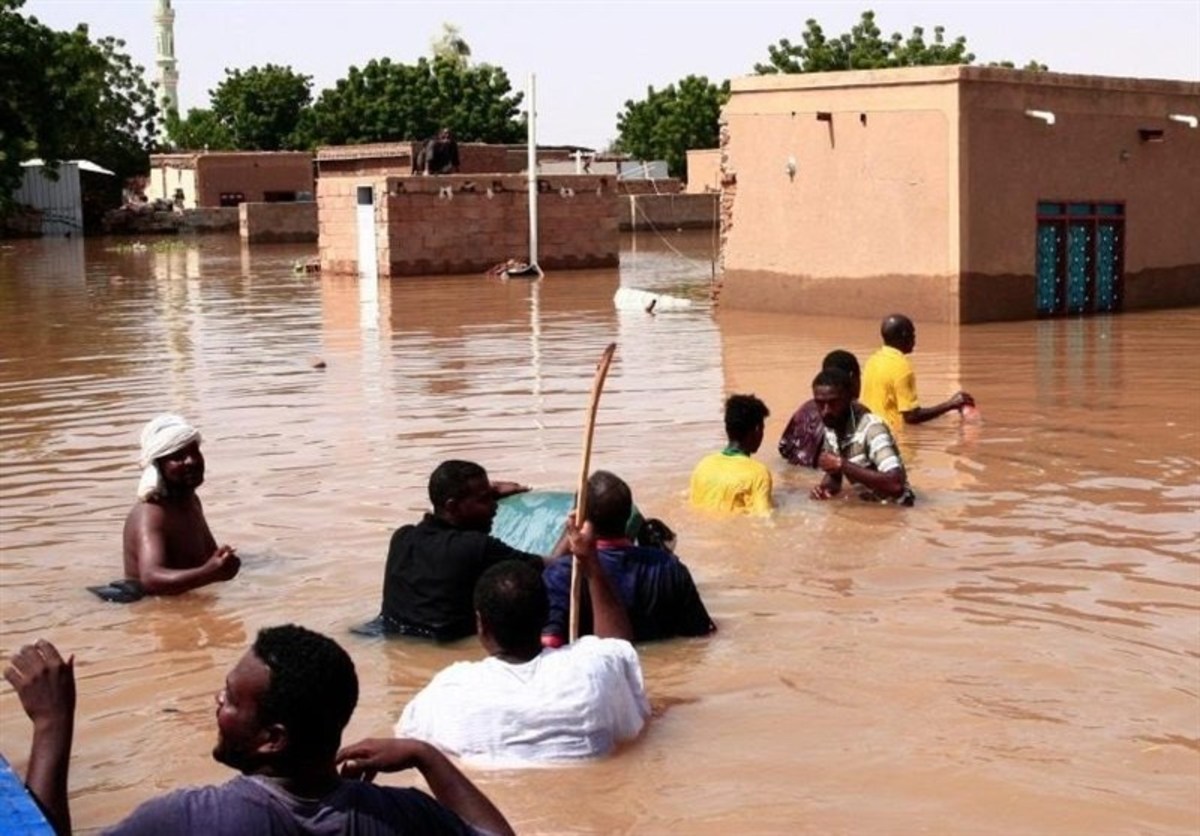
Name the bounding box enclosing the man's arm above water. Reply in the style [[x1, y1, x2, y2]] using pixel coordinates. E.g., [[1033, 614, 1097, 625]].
[[902, 391, 974, 424], [4, 640, 75, 836], [337, 738, 514, 836], [128, 502, 240, 594]]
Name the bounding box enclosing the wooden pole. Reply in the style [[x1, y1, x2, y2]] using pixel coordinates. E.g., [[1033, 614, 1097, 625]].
[[568, 342, 617, 643]]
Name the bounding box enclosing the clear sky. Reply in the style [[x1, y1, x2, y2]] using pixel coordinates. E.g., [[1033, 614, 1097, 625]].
[[23, 0, 1200, 149]]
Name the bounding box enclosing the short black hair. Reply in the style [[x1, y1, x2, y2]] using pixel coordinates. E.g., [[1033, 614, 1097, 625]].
[[428, 460, 487, 510], [812, 367, 852, 394], [724, 394, 770, 442], [881, 314, 914, 345], [586, 470, 632, 538], [252, 625, 358, 759], [822, 349, 860, 378], [474, 561, 548, 652]]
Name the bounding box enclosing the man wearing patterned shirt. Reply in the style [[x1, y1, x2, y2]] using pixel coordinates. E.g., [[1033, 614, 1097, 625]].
[[778, 349, 861, 468], [810, 368, 914, 506]]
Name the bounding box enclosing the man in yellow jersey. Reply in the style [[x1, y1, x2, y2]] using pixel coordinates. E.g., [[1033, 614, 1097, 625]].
[[860, 314, 974, 434], [689, 394, 773, 515]]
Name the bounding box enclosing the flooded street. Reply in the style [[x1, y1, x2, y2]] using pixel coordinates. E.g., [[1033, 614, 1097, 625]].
[[1, 233, 1197, 834]]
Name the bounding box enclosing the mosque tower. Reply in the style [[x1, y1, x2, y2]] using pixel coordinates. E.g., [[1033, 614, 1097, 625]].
[[154, 0, 179, 123]]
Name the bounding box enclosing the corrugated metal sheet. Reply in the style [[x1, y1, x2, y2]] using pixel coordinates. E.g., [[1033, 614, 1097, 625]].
[[14, 163, 83, 235]]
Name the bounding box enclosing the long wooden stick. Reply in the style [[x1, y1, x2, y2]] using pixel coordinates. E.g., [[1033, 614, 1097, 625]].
[[569, 342, 617, 643]]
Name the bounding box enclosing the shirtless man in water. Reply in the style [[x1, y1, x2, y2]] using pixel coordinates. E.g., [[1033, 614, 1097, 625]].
[[121, 414, 240, 595]]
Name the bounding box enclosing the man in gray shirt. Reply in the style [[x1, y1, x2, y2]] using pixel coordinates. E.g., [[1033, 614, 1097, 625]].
[[5, 626, 513, 835]]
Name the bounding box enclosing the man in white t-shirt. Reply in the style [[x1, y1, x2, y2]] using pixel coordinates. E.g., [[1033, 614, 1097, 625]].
[[396, 517, 649, 764]]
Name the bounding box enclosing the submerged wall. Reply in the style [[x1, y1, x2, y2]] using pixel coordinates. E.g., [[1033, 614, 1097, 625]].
[[239, 201, 318, 243], [318, 174, 619, 277]]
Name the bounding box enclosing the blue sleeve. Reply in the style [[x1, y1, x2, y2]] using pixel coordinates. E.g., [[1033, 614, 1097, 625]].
[[669, 562, 717, 637], [541, 557, 572, 639]]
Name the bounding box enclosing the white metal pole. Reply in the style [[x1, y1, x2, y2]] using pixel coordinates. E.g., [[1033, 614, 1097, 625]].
[[527, 73, 540, 273]]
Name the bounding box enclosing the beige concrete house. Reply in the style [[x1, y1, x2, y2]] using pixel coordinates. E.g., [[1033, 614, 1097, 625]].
[[719, 66, 1199, 322]]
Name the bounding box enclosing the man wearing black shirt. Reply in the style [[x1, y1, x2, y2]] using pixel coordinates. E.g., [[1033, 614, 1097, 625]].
[[379, 460, 556, 641]]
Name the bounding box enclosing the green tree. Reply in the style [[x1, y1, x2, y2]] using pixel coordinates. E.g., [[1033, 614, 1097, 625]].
[[613, 75, 730, 178], [164, 108, 234, 151], [1, 0, 158, 212], [205, 64, 312, 150], [755, 9, 1044, 74], [297, 54, 523, 147]]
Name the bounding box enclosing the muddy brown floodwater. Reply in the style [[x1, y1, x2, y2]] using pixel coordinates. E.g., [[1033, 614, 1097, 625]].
[[0, 233, 1197, 834]]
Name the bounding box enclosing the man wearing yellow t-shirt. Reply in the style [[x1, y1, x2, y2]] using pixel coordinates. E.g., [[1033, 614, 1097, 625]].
[[861, 314, 974, 435], [689, 394, 773, 516]]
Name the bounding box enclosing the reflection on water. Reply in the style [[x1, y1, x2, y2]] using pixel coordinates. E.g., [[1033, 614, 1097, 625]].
[[0, 234, 1197, 833]]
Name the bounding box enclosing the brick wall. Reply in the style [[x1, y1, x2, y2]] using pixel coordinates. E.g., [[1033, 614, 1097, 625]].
[[318, 174, 619, 276], [239, 201, 318, 243], [616, 179, 683, 195], [316, 143, 510, 178], [317, 176, 386, 275], [621, 194, 718, 231]]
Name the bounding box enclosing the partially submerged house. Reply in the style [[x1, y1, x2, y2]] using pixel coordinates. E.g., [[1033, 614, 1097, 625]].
[[315, 143, 619, 277], [719, 66, 1199, 322], [146, 151, 314, 208]]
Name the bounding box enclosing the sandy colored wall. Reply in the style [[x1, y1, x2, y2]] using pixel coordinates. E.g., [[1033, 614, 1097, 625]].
[[194, 154, 314, 207], [146, 165, 197, 208], [686, 149, 721, 193], [958, 72, 1200, 319], [720, 69, 960, 321], [239, 201, 318, 243], [318, 174, 619, 276]]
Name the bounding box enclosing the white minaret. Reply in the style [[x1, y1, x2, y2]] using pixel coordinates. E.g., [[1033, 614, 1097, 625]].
[[154, 0, 179, 122]]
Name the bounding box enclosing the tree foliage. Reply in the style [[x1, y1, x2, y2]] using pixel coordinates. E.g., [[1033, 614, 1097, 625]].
[[296, 54, 523, 147], [1, 0, 158, 211], [755, 9, 1045, 74], [202, 64, 312, 151], [164, 108, 234, 151], [613, 75, 729, 178]]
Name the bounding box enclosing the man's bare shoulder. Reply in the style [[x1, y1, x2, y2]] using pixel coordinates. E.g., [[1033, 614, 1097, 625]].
[[125, 498, 166, 527]]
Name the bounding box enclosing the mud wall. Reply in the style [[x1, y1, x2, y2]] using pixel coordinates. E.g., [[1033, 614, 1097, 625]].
[[239, 201, 318, 243]]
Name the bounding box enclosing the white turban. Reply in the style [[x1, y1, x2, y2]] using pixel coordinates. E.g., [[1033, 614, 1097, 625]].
[[137, 413, 202, 500]]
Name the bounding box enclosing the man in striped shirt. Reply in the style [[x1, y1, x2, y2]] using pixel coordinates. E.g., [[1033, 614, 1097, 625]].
[[809, 368, 915, 506]]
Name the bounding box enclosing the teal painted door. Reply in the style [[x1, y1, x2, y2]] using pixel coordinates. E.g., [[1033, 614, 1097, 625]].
[[1035, 221, 1063, 315], [1065, 221, 1093, 314], [1035, 202, 1124, 316], [1094, 222, 1122, 312]]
